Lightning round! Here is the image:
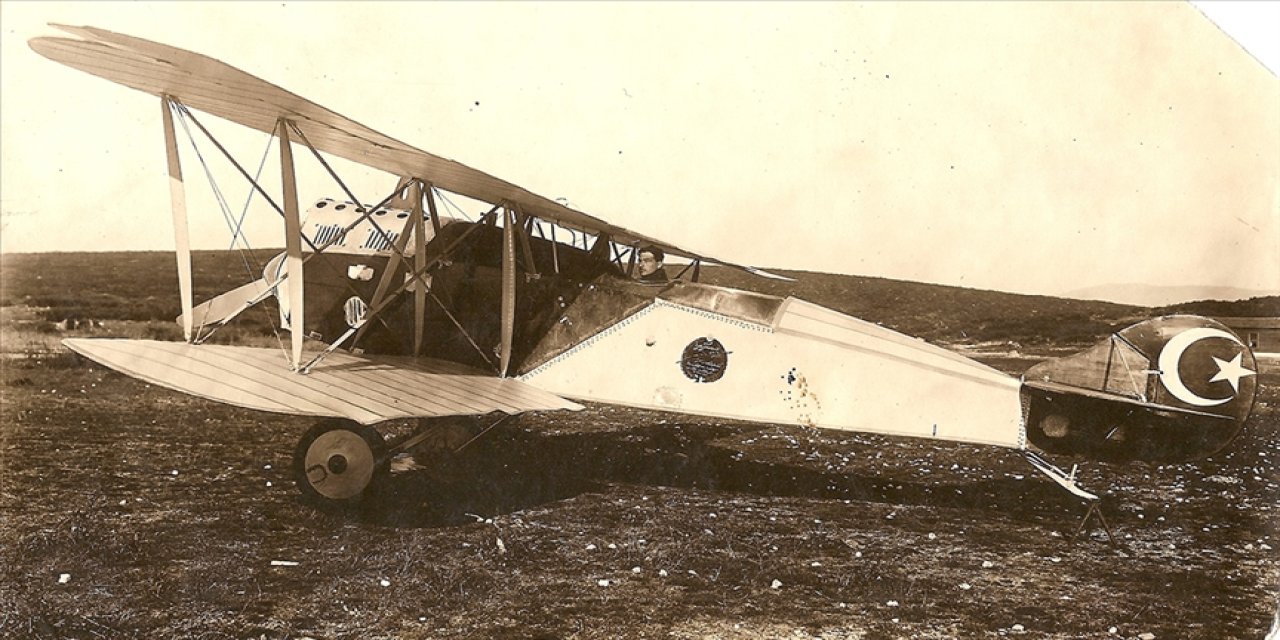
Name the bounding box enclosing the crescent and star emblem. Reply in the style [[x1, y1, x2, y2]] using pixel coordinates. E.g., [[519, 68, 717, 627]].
[[1157, 327, 1256, 407]]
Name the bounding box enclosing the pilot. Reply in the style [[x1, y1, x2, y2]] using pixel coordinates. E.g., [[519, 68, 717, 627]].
[[635, 245, 670, 283]]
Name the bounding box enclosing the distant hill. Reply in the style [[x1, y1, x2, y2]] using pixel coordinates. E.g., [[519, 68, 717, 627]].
[[2, 252, 1275, 349], [698, 267, 1280, 347], [1063, 282, 1274, 307], [699, 267, 1148, 347], [1156, 296, 1280, 318]]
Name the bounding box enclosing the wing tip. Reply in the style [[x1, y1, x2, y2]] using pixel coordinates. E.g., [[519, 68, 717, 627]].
[[749, 267, 795, 282], [27, 35, 62, 56], [29, 23, 90, 48]]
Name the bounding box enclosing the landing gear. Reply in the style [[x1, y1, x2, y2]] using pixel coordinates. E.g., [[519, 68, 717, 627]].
[[388, 417, 479, 484], [293, 418, 387, 506], [1023, 450, 1118, 547], [291, 414, 517, 509]]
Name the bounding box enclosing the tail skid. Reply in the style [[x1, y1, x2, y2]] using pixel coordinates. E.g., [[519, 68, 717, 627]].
[[1023, 451, 1117, 546]]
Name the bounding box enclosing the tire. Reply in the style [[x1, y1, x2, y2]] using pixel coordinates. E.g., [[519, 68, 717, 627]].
[[293, 418, 387, 507]]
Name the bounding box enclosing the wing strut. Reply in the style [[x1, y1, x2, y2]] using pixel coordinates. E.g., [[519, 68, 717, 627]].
[[412, 181, 429, 356], [549, 225, 560, 274], [387, 176, 416, 210], [171, 103, 396, 337], [277, 119, 305, 369], [499, 205, 517, 377], [514, 207, 539, 277], [350, 207, 500, 371], [625, 242, 639, 278], [353, 187, 422, 348], [160, 96, 194, 342]]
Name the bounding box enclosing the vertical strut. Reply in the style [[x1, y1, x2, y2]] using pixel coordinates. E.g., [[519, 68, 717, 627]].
[[425, 184, 442, 234], [499, 205, 517, 377], [161, 96, 194, 342], [354, 185, 421, 349], [626, 242, 639, 278], [514, 206, 538, 276], [277, 119, 305, 369], [549, 225, 560, 274], [413, 181, 429, 356]]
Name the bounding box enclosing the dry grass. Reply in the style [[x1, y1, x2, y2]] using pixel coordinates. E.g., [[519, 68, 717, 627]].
[[2, 349, 1277, 638], [2, 253, 1277, 638]]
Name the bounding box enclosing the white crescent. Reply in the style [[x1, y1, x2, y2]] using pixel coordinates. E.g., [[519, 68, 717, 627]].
[[1157, 327, 1242, 407]]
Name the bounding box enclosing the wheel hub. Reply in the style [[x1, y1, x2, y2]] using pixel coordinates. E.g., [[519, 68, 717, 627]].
[[302, 429, 377, 500], [327, 454, 349, 474]]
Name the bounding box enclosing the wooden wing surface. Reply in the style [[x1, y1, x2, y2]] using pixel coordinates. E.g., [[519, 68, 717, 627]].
[[64, 339, 583, 425], [29, 24, 780, 277]]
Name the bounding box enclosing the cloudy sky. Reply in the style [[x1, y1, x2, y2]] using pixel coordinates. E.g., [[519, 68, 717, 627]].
[[2, 2, 1276, 303]]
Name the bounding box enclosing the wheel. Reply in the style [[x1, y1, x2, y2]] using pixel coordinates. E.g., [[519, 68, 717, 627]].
[[293, 418, 387, 506]]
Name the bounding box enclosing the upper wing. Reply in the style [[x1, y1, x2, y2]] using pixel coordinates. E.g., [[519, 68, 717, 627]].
[[29, 25, 787, 279], [64, 338, 583, 425]]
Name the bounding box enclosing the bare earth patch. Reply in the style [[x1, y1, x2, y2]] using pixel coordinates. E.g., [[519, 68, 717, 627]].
[[1, 345, 1277, 639]]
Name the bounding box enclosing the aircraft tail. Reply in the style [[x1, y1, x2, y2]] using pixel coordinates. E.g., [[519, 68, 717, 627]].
[[1021, 315, 1258, 462]]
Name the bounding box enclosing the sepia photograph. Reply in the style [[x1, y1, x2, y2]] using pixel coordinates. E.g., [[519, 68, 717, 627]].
[[2, 2, 1277, 638]]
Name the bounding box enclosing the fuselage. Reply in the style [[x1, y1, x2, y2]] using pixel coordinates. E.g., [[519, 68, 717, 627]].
[[278, 197, 1030, 450]]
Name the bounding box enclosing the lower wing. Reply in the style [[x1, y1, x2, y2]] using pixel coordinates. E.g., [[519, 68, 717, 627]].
[[63, 338, 582, 425]]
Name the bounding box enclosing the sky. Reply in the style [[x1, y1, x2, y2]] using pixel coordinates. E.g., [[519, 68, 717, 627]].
[[1, 1, 1277, 304]]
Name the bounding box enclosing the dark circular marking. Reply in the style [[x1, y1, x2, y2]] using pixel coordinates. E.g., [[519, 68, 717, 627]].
[[328, 454, 348, 475], [681, 337, 728, 383]]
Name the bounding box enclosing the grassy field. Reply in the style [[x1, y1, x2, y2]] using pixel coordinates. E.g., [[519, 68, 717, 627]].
[[4, 252, 1277, 348], [1, 252, 1277, 639]]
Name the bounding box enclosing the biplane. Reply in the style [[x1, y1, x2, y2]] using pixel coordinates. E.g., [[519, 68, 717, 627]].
[[30, 26, 1259, 528]]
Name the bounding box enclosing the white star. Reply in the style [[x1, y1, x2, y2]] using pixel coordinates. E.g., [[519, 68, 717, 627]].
[[1210, 352, 1255, 394]]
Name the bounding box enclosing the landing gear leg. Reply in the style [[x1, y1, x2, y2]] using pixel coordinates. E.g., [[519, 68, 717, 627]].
[[383, 414, 518, 483], [293, 418, 387, 507]]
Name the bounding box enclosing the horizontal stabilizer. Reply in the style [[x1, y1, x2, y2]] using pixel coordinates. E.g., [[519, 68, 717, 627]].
[[1021, 315, 1256, 461], [1022, 379, 1233, 420], [177, 278, 273, 329], [64, 339, 583, 424]]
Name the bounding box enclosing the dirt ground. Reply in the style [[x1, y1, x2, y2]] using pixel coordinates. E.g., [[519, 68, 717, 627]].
[[1, 343, 1277, 639]]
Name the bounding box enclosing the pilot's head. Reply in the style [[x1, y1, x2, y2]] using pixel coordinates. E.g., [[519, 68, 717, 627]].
[[637, 245, 664, 277]]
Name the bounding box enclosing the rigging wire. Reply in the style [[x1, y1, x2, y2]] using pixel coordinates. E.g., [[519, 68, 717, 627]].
[[228, 131, 276, 251], [431, 189, 474, 222], [173, 107, 401, 355], [171, 103, 288, 358]]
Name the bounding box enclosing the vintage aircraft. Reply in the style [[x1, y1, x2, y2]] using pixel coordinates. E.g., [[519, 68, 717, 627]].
[[31, 26, 1259, 534]]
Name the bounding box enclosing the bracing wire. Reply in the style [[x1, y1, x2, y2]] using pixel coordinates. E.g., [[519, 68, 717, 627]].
[[229, 132, 275, 250], [171, 103, 289, 359], [432, 189, 475, 222]]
